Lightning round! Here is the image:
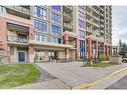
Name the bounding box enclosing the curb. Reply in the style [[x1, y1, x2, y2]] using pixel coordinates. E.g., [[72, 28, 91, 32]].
[[72, 67, 127, 89]]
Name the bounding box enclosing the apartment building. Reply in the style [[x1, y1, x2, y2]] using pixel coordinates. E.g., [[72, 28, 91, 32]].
[[0, 5, 112, 63], [86, 6, 112, 58]]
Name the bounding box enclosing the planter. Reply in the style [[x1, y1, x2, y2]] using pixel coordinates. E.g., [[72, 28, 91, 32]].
[[109, 55, 122, 64]]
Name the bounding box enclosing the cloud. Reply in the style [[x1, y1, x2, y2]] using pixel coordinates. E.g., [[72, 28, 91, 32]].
[[112, 6, 127, 45]]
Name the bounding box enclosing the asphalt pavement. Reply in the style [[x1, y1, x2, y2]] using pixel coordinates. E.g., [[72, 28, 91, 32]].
[[107, 75, 127, 89]]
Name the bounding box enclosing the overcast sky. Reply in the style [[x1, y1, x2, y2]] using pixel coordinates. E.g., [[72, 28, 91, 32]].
[[112, 6, 127, 46]]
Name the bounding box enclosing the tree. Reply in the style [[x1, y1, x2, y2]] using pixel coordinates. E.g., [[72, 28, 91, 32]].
[[118, 39, 127, 57]]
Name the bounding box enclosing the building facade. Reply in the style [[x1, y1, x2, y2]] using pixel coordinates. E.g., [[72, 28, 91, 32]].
[[0, 5, 112, 63]]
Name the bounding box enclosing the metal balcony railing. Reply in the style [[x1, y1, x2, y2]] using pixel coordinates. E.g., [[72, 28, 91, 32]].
[[7, 35, 28, 43]]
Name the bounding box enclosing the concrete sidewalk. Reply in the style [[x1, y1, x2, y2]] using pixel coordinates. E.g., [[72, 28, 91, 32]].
[[14, 79, 71, 89], [36, 62, 127, 88], [14, 62, 127, 89]]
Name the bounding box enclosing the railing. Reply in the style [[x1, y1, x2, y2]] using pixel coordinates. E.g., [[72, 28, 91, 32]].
[[93, 22, 100, 27], [66, 6, 73, 10], [63, 23, 73, 29], [86, 19, 92, 23], [63, 11, 73, 17], [8, 6, 30, 14], [86, 27, 92, 31], [93, 15, 100, 21], [86, 11, 92, 16], [7, 35, 28, 43]]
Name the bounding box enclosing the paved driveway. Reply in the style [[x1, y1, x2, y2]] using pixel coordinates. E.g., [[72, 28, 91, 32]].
[[36, 62, 127, 88]]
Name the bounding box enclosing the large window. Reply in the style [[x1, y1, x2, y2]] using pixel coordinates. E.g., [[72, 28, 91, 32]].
[[52, 25, 61, 35], [51, 6, 61, 12], [79, 19, 85, 29], [34, 19, 47, 32], [51, 13, 61, 24], [34, 6, 47, 20], [35, 50, 45, 61], [52, 37, 61, 44], [0, 6, 4, 12], [35, 34, 48, 42], [80, 40, 85, 59], [79, 30, 85, 39]]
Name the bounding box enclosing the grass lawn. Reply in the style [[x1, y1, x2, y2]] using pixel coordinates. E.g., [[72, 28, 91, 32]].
[[82, 63, 118, 68], [0, 64, 41, 88]]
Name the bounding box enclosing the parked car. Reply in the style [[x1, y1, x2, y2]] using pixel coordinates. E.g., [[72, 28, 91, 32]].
[[122, 58, 127, 63]]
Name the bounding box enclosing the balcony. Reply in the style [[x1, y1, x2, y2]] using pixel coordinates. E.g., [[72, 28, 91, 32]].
[[7, 35, 28, 45], [86, 27, 92, 32], [93, 22, 100, 27], [100, 24, 104, 28], [63, 6, 73, 13], [63, 23, 73, 30], [63, 11, 73, 22], [86, 19, 92, 24], [93, 15, 100, 21], [6, 6, 30, 14], [5, 6, 30, 19], [86, 11, 92, 16], [63, 11, 73, 18]]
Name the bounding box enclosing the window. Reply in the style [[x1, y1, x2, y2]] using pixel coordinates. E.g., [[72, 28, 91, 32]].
[[35, 50, 45, 60], [34, 19, 47, 32], [34, 6, 47, 20], [51, 13, 61, 24], [0, 6, 4, 12], [80, 40, 85, 59], [52, 37, 61, 44], [79, 30, 85, 38], [35, 34, 48, 42], [51, 6, 61, 12], [52, 25, 61, 35], [79, 19, 85, 29]]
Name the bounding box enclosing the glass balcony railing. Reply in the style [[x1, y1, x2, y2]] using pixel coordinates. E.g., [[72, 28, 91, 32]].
[[7, 35, 28, 44], [63, 23, 73, 29], [8, 6, 30, 14], [63, 11, 73, 17]]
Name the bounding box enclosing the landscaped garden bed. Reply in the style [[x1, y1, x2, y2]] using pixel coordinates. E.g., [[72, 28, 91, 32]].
[[0, 64, 41, 88], [81, 62, 118, 68], [81, 55, 119, 68]]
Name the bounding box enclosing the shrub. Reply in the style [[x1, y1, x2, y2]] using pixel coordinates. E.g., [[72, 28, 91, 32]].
[[98, 55, 107, 61], [106, 56, 110, 61]]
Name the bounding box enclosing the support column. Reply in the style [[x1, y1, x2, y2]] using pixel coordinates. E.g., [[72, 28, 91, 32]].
[[110, 46, 112, 56], [64, 34, 69, 60], [0, 17, 10, 63], [76, 38, 80, 60], [28, 46, 34, 63], [96, 40, 98, 58], [88, 38, 91, 58], [29, 25, 34, 40], [103, 43, 105, 55]]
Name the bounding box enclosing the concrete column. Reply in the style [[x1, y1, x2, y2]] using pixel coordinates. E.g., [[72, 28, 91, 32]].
[[64, 34, 69, 60], [110, 46, 112, 56], [103, 43, 105, 55], [0, 17, 10, 63], [88, 38, 91, 58], [29, 25, 34, 40], [28, 46, 34, 63], [76, 38, 80, 60], [63, 34, 69, 44], [96, 40, 98, 58]]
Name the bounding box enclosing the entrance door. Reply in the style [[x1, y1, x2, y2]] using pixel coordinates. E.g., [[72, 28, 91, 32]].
[[18, 52, 25, 62]]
